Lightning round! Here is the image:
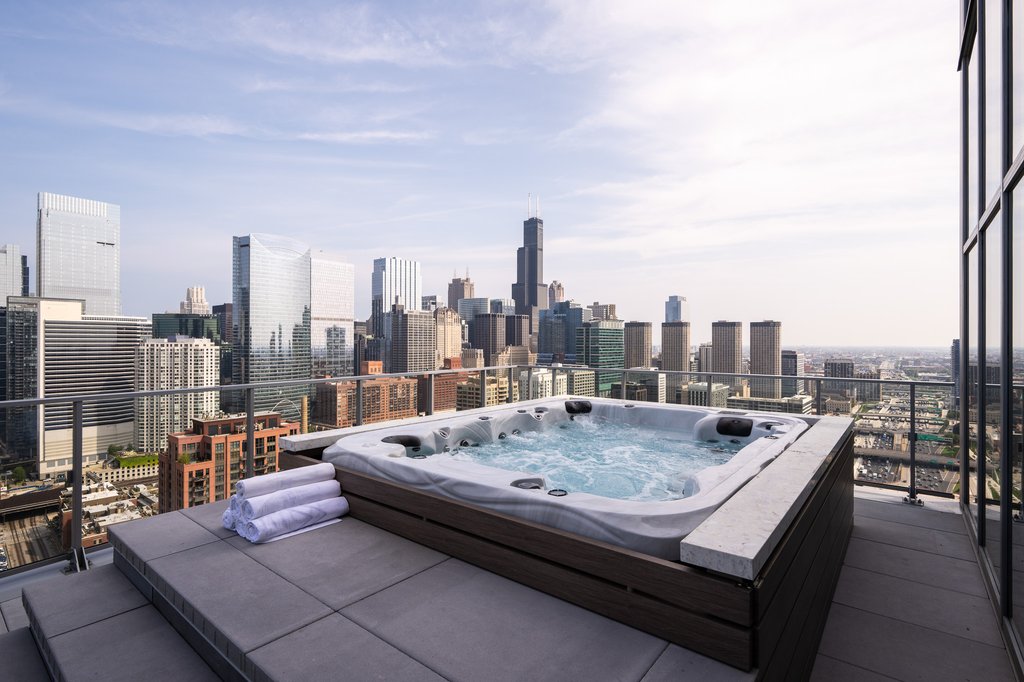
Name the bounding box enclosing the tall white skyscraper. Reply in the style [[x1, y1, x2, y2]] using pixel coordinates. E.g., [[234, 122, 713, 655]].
[[371, 257, 421, 338], [37, 192, 121, 315], [0, 244, 27, 301], [665, 295, 689, 323], [134, 337, 220, 453], [311, 252, 355, 377], [179, 286, 211, 314]]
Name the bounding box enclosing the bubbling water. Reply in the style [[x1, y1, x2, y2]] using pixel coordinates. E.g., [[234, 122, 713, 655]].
[[448, 416, 740, 501]]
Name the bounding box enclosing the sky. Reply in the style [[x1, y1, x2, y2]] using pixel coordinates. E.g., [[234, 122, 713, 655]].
[[0, 1, 959, 347]]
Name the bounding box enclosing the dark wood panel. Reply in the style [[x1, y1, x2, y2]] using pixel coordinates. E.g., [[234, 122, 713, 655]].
[[279, 452, 322, 470], [337, 467, 754, 626], [755, 443, 853, 664], [758, 483, 853, 682], [349, 493, 755, 671], [754, 431, 854, 620]]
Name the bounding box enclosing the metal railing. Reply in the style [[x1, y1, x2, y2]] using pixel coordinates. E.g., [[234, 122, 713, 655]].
[[0, 364, 962, 575]]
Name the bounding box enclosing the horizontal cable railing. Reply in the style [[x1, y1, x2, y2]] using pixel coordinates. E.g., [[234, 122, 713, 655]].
[[0, 364, 972, 575]]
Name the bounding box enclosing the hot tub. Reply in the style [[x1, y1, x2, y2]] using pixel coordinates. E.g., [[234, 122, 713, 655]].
[[322, 397, 808, 559]]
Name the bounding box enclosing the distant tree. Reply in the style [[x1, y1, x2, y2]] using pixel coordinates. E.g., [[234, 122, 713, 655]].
[[107, 444, 122, 457], [177, 453, 191, 465], [12, 466, 25, 484]]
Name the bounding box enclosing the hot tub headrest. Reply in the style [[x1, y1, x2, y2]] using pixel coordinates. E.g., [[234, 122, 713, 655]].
[[564, 400, 593, 415], [381, 435, 422, 448], [716, 418, 753, 438]]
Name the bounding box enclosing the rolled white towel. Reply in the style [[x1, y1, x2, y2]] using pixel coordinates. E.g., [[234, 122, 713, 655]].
[[235, 463, 336, 500], [229, 495, 241, 515], [221, 509, 236, 530], [239, 480, 341, 523], [242, 496, 350, 544]]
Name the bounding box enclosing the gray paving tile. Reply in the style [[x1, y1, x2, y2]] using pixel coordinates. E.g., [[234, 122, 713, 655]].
[[48, 605, 219, 682], [818, 603, 1014, 681], [226, 517, 447, 609], [109, 510, 220, 562], [854, 498, 967, 535], [180, 498, 238, 539], [22, 563, 148, 639], [852, 513, 976, 561], [832, 565, 1002, 646], [248, 613, 445, 682], [0, 596, 28, 630], [810, 654, 898, 681], [844, 537, 988, 598], [640, 643, 751, 681], [343, 559, 666, 682], [0, 627, 50, 681], [147, 540, 332, 657]]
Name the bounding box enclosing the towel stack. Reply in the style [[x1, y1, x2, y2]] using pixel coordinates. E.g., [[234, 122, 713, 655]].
[[221, 463, 349, 543]]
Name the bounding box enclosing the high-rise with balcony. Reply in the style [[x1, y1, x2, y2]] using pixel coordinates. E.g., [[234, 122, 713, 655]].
[[661, 321, 691, 402], [665, 295, 689, 323], [624, 321, 653, 368], [447, 273, 474, 310], [134, 337, 220, 453], [371, 257, 421, 339], [311, 252, 355, 377], [588, 302, 617, 321], [749, 320, 782, 399], [511, 213, 547, 332], [36, 192, 121, 316], [179, 286, 210, 314], [711, 321, 743, 390], [0, 244, 28, 300], [231, 234, 311, 420]]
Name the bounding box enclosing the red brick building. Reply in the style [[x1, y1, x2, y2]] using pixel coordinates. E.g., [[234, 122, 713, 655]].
[[159, 412, 298, 513]]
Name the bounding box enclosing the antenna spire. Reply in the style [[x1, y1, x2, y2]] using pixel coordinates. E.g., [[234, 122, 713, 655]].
[[527, 193, 531, 219], [537, 195, 541, 219]]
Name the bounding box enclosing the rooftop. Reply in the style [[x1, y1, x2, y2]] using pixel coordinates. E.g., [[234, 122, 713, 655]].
[[0, 487, 1013, 681]]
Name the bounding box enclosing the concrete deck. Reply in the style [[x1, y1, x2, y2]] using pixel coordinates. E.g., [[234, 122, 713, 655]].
[[0, 487, 1015, 681]]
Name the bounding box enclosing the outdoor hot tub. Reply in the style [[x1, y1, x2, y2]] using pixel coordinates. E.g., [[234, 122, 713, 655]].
[[322, 397, 808, 559]]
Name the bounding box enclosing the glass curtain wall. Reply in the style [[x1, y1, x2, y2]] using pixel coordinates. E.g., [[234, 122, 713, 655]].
[[960, 0, 1024, 647]]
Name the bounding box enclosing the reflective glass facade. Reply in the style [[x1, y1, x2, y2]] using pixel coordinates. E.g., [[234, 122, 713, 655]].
[[36, 192, 120, 316], [232, 234, 311, 419], [311, 253, 355, 377], [370, 257, 421, 339], [960, 0, 1024, 656], [0, 244, 26, 301]]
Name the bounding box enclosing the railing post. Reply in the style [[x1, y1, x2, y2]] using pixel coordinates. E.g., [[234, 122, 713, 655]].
[[622, 370, 628, 400], [815, 378, 823, 415], [355, 379, 364, 426], [479, 370, 487, 409], [527, 367, 534, 401], [68, 400, 87, 572], [245, 388, 255, 479], [707, 373, 713, 408], [426, 374, 435, 416], [905, 382, 922, 505], [507, 367, 515, 404]]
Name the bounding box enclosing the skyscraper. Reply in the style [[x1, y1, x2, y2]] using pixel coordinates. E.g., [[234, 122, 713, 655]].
[[371, 257, 421, 338], [134, 337, 220, 453], [212, 303, 233, 344], [179, 286, 211, 314], [490, 298, 516, 315], [781, 349, 806, 396], [548, 281, 565, 309], [511, 210, 547, 332], [447, 273, 474, 311], [624, 321, 653, 368], [588, 302, 617, 321], [389, 304, 435, 373], [749, 320, 782, 399], [824, 358, 856, 398], [506, 314, 530, 348], [311, 252, 355, 377], [711, 321, 743, 390], [232, 234, 311, 419], [0, 244, 28, 301], [661, 321, 691, 402], [576, 319, 625, 397], [665, 295, 689, 323], [470, 313, 507, 366], [434, 307, 463, 369], [37, 192, 121, 315]]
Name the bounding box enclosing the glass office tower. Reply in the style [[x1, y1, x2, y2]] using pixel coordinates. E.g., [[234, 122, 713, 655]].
[[311, 252, 355, 377], [232, 234, 311, 420], [36, 192, 121, 316], [960, 0, 1024, 663]]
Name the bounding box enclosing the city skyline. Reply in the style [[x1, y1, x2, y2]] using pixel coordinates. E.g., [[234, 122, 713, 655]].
[[0, 2, 956, 345]]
